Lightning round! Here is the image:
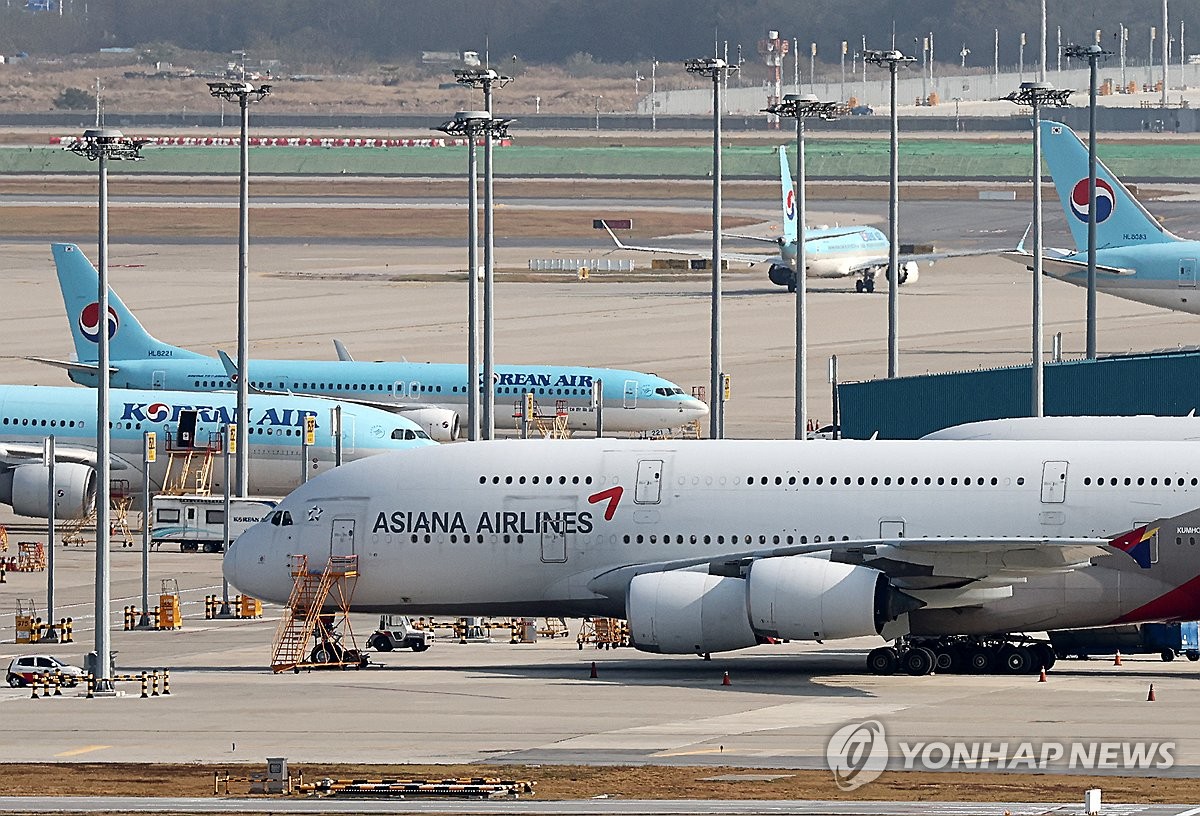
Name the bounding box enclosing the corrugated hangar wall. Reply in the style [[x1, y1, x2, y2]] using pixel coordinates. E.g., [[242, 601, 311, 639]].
[[838, 351, 1200, 440]]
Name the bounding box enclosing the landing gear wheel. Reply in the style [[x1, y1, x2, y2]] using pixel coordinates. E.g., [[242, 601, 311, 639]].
[[865, 278, 876, 293], [967, 648, 993, 674], [933, 648, 958, 674], [1030, 643, 1056, 672], [855, 279, 865, 293], [999, 645, 1032, 674], [902, 646, 935, 676], [867, 647, 898, 675]]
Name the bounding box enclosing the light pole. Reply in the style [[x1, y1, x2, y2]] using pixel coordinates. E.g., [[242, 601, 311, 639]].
[[1005, 82, 1072, 418], [686, 57, 737, 439], [207, 81, 270, 497], [1064, 43, 1111, 360], [436, 111, 513, 441], [764, 94, 839, 441], [67, 127, 143, 690], [455, 69, 513, 441], [650, 59, 659, 131], [864, 49, 915, 380]]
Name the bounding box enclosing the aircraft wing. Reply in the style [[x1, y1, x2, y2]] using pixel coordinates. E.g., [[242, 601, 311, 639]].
[[587, 535, 1114, 611], [840, 247, 1015, 275], [24, 356, 117, 375], [0, 442, 133, 471], [602, 222, 767, 264], [1001, 250, 1137, 277]]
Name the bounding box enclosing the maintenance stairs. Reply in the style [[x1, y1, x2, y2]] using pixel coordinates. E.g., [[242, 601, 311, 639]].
[[162, 432, 223, 496], [270, 554, 361, 674], [512, 397, 572, 439]]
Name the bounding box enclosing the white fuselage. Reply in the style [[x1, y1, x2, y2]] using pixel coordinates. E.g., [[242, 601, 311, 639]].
[[226, 439, 1200, 637]]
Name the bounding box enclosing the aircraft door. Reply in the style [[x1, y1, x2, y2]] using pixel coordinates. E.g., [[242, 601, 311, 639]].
[[408, 381, 422, 401], [151, 370, 166, 390], [623, 379, 638, 409], [1040, 461, 1069, 503], [1135, 520, 1161, 566], [175, 409, 197, 449], [879, 519, 906, 538], [330, 518, 356, 558], [393, 380, 407, 400], [1179, 259, 1198, 288], [634, 458, 664, 504], [540, 506, 572, 563], [340, 415, 355, 454]]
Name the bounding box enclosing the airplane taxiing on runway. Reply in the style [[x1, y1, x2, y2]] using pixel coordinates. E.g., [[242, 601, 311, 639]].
[[35, 244, 708, 441], [1006, 120, 1200, 315], [606, 146, 995, 294], [0, 384, 435, 521], [227, 437, 1200, 676]]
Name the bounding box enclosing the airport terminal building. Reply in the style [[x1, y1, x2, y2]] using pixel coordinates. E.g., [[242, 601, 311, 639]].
[[838, 349, 1200, 439]]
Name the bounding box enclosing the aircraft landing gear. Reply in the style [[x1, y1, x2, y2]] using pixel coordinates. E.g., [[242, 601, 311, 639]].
[[855, 271, 877, 294], [870, 636, 1057, 676]]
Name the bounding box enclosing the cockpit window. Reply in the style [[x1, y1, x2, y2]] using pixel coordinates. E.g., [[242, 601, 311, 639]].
[[270, 511, 283, 526], [655, 387, 685, 397], [281, 511, 293, 526], [392, 428, 431, 440]]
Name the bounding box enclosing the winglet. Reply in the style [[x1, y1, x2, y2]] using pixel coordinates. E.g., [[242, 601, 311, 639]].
[[217, 350, 238, 379], [333, 339, 355, 362], [1016, 223, 1032, 254]]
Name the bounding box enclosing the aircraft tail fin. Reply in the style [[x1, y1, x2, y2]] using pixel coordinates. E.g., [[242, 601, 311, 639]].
[[51, 243, 203, 364], [779, 146, 797, 245], [1040, 121, 1178, 252]]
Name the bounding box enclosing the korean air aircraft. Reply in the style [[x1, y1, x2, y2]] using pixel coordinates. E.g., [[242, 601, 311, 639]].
[[1005, 120, 1200, 314], [0, 384, 434, 520], [39, 244, 708, 440], [228, 437, 1200, 677], [607, 146, 990, 293]]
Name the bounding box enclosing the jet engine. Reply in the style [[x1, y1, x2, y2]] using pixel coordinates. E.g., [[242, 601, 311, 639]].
[[626, 556, 917, 655], [402, 408, 460, 442], [627, 570, 759, 654], [886, 261, 920, 285], [747, 556, 896, 641], [0, 462, 96, 519], [767, 263, 795, 289]]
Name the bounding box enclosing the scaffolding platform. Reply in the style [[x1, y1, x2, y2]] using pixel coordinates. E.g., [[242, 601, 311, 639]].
[[162, 432, 223, 496], [270, 554, 365, 673]]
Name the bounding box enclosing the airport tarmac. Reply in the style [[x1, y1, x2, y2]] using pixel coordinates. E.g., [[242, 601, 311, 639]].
[[1, 186, 1200, 783], [1, 542, 1199, 770]]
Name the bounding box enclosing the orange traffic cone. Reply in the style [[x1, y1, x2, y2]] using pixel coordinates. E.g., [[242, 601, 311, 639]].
[[721, 670, 731, 686], [1038, 668, 1047, 683], [1114, 651, 1123, 666], [1147, 683, 1156, 702], [589, 661, 598, 679]]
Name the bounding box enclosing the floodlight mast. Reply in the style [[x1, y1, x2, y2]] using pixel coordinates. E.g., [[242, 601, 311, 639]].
[[67, 127, 143, 692], [206, 80, 270, 497], [1063, 43, 1110, 360], [764, 94, 838, 441], [435, 112, 513, 440], [685, 57, 737, 438], [863, 50, 915, 380], [455, 69, 513, 440], [1004, 81, 1072, 418]]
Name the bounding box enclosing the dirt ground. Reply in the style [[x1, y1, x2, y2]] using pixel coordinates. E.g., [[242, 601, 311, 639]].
[[2, 762, 1198, 803]]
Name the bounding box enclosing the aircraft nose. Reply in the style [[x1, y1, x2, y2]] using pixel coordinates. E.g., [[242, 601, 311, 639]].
[[223, 521, 269, 598], [684, 397, 710, 419]]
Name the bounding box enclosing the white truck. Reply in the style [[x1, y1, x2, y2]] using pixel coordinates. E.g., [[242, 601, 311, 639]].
[[152, 494, 278, 553], [366, 615, 433, 652]]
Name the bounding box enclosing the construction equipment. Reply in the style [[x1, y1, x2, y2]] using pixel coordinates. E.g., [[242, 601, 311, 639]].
[[270, 554, 365, 673], [14, 541, 46, 572]]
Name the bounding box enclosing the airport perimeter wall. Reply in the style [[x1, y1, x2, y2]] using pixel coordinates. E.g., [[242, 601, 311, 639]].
[[5, 139, 1200, 179], [837, 350, 1200, 439]]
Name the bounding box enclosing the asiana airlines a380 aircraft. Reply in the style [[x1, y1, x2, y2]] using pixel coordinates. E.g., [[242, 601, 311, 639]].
[[225, 437, 1200, 677]]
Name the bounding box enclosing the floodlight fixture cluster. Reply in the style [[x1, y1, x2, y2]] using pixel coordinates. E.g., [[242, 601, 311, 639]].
[[1004, 81, 1073, 107], [684, 57, 737, 78], [454, 68, 514, 91], [862, 49, 916, 67], [207, 81, 273, 103], [764, 93, 839, 120], [67, 128, 145, 162], [436, 110, 514, 140]]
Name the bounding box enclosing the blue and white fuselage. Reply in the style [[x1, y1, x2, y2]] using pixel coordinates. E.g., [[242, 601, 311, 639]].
[[45, 244, 708, 440], [0, 384, 435, 519]]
